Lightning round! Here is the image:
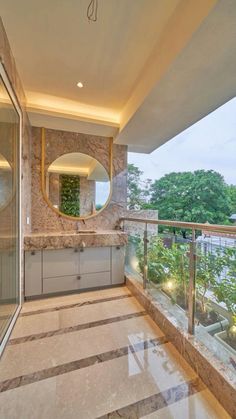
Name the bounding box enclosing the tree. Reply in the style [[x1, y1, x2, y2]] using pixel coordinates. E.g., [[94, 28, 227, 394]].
[[127, 164, 144, 209], [227, 184, 236, 215], [149, 170, 232, 224]]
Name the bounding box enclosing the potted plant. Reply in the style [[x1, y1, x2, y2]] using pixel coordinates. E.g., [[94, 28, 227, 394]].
[[137, 236, 169, 285], [162, 243, 189, 309], [195, 246, 229, 332], [137, 236, 190, 309], [214, 247, 236, 354], [214, 278, 236, 354]]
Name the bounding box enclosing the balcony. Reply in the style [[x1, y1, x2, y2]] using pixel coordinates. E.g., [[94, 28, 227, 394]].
[[0, 218, 234, 418], [0, 1, 236, 417], [124, 216, 236, 415]]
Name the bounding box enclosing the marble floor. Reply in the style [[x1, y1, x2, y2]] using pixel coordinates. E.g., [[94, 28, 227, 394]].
[[0, 286, 230, 419]]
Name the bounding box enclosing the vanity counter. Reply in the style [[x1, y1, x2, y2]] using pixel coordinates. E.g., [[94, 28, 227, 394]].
[[24, 230, 128, 251]]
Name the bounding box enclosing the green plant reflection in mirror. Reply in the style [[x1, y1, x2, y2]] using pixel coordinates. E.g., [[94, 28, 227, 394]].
[[0, 153, 12, 210], [45, 152, 110, 218]]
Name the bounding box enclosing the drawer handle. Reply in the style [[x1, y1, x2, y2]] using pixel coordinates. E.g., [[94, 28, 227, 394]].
[[80, 248, 84, 252], [74, 248, 78, 253], [116, 246, 120, 250], [31, 251, 36, 256], [77, 275, 81, 280]]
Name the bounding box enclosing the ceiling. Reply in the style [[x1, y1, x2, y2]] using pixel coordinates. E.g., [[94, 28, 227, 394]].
[[1, 0, 236, 151], [117, 0, 236, 151], [0, 0, 179, 117], [48, 152, 108, 180]]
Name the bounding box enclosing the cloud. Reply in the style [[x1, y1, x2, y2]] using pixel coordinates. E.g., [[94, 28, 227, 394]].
[[129, 97, 236, 185]]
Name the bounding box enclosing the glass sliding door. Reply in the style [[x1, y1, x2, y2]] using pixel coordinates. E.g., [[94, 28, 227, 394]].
[[0, 63, 21, 354]]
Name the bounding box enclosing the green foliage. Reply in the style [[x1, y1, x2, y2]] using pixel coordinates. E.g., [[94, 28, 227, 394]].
[[149, 170, 232, 224], [164, 244, 189, 282], [137, 236, 169, 283], [127, 165, 235, 225], [213, 247, 236, 325], [60, 175, 80, 217], [95, 204, 103, 211], [227, 184, 236, 214], [137, 237, 189, 306], [135, 234, 236, 321], [214, 278, 236, 325], [196, 247, 227, 313]]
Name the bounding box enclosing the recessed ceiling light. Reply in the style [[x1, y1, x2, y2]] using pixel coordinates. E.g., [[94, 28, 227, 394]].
[[77, 81, 83, 88]]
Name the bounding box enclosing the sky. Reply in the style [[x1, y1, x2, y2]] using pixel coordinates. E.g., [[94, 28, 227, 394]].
[[128, 97, 236, 186], [96, 181, 110, 206]]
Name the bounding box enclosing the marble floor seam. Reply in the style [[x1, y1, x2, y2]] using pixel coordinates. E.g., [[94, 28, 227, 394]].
[[21, 294, 132, 317], [9, 311, 147, 345], [0, 336, 168, 393], [97, 378, 206, 419]]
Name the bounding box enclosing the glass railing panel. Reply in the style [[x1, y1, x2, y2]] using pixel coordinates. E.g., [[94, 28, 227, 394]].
[[146, 227, 192, 331], [195, 233, 236, 372], [122, 215, 236, 375], [124, 221, 144, 284]]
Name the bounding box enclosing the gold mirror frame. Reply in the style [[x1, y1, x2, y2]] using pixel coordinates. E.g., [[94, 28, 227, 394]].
[[41, 127, 113, 220]]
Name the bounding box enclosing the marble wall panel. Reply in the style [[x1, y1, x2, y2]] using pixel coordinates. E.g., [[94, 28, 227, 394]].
[[124, 209, 159, 236]]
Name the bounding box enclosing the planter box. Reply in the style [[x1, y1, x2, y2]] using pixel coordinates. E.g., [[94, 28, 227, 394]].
[[215, 330, 236, 356], [201, 315, 228, 334], [161, 289, 228, 333]]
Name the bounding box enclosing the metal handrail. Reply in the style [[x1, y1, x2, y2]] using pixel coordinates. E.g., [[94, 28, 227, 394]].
[[121, 216, 236, 335], [120, 217, 236, 235]]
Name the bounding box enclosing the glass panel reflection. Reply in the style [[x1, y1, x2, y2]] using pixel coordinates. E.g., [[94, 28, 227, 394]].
[[45, 152, 110, 217], [0, 75, 20, 345]]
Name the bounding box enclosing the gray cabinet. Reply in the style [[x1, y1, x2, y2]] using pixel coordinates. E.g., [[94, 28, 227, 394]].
[[43, 275, 80, 294], [111, 246, 125, 284], [24, 245, 124, 298], [25, 251, 42, 297], [80, 247, 110, 274], [43, 248, 79, 278], [79, 271, 111, 289]]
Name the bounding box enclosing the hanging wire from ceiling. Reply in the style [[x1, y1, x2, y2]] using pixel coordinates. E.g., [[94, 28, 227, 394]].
[[87, 0, 98, 22]]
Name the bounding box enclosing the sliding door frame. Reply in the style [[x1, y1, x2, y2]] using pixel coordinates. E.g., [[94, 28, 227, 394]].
[[0, 61, 22, 357]]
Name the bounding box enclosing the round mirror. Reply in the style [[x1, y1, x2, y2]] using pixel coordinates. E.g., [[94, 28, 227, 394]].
[[44, 152, 111, 218], [0, 153, 13, 210]]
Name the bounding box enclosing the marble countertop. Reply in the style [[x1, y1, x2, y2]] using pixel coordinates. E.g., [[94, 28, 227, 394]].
[[24, 230, 128, 250]]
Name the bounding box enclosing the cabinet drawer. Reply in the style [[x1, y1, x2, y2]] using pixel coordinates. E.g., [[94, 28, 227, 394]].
[[111, 246, 125, 284], [43, 249, 79, 278], [80, 247, 111, 274], [43, 275, 80, 294], [25, 251, 42, 296], [79, 271, 111, 289]]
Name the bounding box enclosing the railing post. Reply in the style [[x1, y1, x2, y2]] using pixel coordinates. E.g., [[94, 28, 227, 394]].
[[188, 228, 196, 334], [143, 223, 148, 289]]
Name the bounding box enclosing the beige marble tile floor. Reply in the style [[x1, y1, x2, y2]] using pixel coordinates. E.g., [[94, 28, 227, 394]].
[[11, 296, 144, 339], [0, 286, 231, 418], [0, 302, 17, 336]]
